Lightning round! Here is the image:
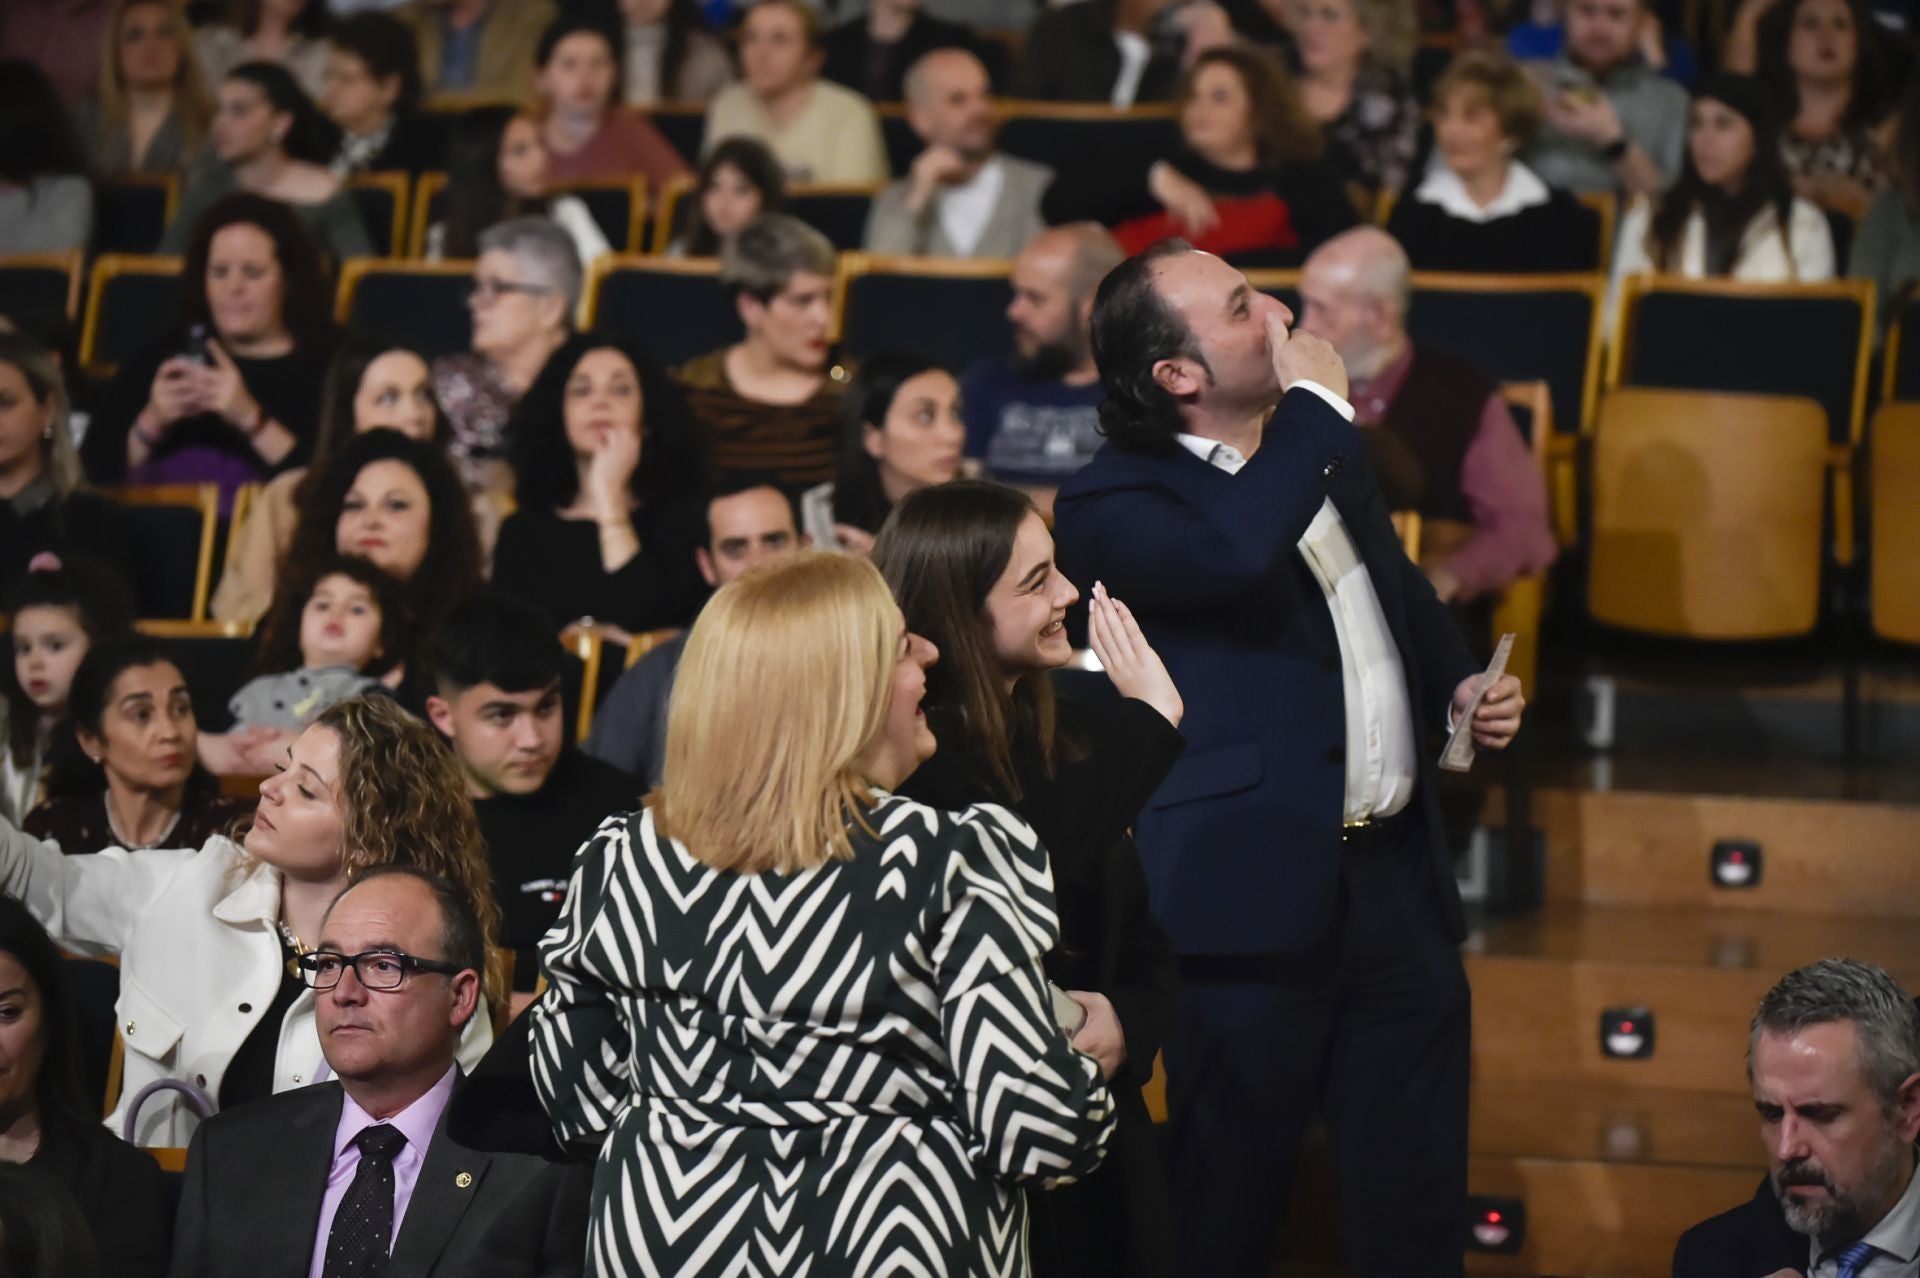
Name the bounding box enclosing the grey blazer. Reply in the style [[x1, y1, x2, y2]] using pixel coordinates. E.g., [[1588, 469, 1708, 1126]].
[[863, 153, 1053, 258], [167, 1075, 591, 1278]]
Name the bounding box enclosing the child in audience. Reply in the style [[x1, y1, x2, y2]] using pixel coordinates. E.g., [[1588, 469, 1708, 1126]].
[[668, 135, 788, 257], [199, 555, 405, 775], [0, 557, 137, 825]]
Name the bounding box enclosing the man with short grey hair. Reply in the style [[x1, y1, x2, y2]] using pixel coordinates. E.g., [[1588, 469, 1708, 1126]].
[[1674, 958, 1920, 1278], [863, 47, 1051, 259]]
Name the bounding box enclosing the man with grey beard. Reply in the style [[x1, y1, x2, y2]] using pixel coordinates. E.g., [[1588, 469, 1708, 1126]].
[[1674, 958, 1920, 1278]]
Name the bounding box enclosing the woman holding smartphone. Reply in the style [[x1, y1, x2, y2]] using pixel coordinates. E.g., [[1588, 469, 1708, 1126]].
[[873, 479, 1183, 1278]]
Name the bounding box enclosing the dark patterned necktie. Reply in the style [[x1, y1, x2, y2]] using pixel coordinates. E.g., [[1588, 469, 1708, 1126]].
[[322, 1124, 408, 1278]]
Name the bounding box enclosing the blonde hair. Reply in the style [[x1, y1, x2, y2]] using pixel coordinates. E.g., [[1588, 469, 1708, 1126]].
[[1351, 0, 1419, 74], [95, 0, 213, 164], [0, 333, 80, 494], [1433, 50, 1544, 147], [651, 552, 898, 875]]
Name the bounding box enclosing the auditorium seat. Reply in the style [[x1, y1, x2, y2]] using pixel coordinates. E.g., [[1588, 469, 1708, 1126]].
[[136, 618, 259, 732], [345, 171, 410, 257], [788, 183, 882, 251], [649, 104, 706, 165], [994, 102, 1182, 176], [334, 259, 473, 358], [64, 956, 120, 1118], [584, 256, 742, 368], [649, 175, 696, 254], [93, 175, 178, 255], [1883, 294, 1920, 402], [880, 108, 921, 176], [80, 255, 185, 376], [0, 250, 83, 321], [625, 627, 683, 668], [1869, 402, 1920, 645], [408, 171, 448, 257], [1490, 381, 1556, 696], [560, 176, 649, 253], [1609, 276, 1874, 445], [115, 485, 221, 621], [838, 254, 1013, 366], [559, 624, 629, 743], [1587, 389, 1833, 640], [1409, 272, 1604, 438]]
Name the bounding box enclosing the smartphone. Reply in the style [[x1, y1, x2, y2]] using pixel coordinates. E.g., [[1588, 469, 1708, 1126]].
[[180, 323, 214, 367]]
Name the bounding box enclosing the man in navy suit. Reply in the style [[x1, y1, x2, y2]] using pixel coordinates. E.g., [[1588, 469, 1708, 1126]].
[[1052, 239, 1526, 1277]]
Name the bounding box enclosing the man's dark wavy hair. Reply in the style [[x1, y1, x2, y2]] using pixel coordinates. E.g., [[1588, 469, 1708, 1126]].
[[1090, 238, 1210, 452]]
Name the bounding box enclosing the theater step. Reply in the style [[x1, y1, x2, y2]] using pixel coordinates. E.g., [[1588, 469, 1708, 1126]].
[[1469, 1080, 1761, 1170], [1465, 904, 1920, 1092], [1486, 787, 1920, 918], [1465, 1155, 1761, 1278]]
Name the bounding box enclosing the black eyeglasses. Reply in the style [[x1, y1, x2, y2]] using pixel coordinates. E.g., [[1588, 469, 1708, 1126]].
[[297, 949, 465, 992]]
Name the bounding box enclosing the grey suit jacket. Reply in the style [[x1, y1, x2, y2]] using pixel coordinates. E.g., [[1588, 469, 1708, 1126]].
[[863, 153, 1053, 258], [167, 1075, 590, 1278]]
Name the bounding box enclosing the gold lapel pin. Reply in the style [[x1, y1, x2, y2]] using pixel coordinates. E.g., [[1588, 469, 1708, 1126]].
[[455, 1172, 473, 1189]]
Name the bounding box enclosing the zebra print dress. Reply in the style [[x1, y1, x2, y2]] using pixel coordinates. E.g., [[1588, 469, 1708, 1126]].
[[530, 793, 1117, 1276]]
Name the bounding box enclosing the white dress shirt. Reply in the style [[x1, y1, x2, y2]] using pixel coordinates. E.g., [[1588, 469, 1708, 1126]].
[[1176, 383, 1420, 822], [1413, 159, 1552, 223], [936, 156, 1007, 258], [1111, 29, 1152, 107], [1807, 1157, 1920, 1277]]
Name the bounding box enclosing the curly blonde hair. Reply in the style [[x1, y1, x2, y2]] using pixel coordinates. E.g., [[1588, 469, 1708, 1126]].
[[314, 696, 505, 1003]]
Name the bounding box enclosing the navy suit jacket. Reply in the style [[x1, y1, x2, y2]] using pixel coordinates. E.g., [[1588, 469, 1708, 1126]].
[[1671, 1180, 1803, 1277], [1052, 389, 1479, 956]]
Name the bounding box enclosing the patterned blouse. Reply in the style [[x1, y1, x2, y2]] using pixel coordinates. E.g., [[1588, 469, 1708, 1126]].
[[1782, 124, 1889, 192], [432, 353, 519, 492], [1322, 65, 1423, 194], [530, 796, 1116, 1276]]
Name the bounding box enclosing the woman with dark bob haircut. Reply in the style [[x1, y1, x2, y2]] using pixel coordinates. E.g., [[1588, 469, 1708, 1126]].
[[873, 479, 1184, 1278], [269, 428, 481, 701], [88, 191, 338, 509], [0, 897, 169, 1276], [493, 333, 709, 637]]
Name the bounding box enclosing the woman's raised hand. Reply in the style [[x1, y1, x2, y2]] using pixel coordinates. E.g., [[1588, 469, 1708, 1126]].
[[1088, 581, 1183, 728]]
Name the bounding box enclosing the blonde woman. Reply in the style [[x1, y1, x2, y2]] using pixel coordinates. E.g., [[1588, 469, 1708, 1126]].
[[76, 0, 215, 176], [531, 552, 1116, 1275], [0, 696, 501, 1147]]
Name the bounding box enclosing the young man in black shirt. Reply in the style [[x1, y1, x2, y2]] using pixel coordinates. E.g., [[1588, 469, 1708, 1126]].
[[425, 590, 637, 1008]]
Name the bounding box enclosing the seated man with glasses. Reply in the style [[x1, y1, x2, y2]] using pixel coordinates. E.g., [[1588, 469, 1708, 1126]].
[[170, 864, 591, 1278], [434, 216, 579, 497]]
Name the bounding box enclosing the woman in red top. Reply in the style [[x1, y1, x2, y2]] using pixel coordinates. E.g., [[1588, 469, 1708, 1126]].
[[1041, 45, 1358, 268]]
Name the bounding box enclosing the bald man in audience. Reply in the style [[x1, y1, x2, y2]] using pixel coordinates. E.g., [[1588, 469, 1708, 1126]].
[[863, 48, 1052, 258], [1297, 228, 1556, 609], [960, 224, 1126, 514]]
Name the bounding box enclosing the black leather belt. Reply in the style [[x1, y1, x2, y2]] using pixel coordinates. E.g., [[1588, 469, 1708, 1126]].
[[1341, 809, 1413, 849]]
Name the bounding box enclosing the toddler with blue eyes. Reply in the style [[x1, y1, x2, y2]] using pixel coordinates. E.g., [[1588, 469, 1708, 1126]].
[[199, 556, 409, 774]]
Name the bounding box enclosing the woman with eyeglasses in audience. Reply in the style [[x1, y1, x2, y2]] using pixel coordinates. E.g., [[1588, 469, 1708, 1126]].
[[75, 0, 214, 178], [438, 217, 581, 497], [0, 695, 501, 1148], [162, 62, 371, 264], [534, 11, 690, 196], [431, 107, 613, 270], [801, 350, 966, 557], [1043, 45, 1358, 267], [875, 479, 1183, 1278], [1611, 73, 1835, 309], [0, 897, 169, 1277], [193, 0, 331, 102], [211, 335, 445, 626], [494, 334, 709, 639], [667, 135, 788, 257], [1386, 50, 1602, 272], [0, 60, 94, 256], [619, 0, 734, 108], [93, 193, 338, 512], [268, 429, 483, 704], [531, 551, 1115, 1275]]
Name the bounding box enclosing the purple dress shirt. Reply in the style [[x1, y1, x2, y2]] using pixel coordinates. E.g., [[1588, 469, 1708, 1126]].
[[1350, 349, 1558, 601], [307, 1064, 459, 1278]]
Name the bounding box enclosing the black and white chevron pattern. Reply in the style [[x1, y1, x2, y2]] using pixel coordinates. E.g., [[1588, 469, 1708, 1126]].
[[531, 796, 1116, 1277]]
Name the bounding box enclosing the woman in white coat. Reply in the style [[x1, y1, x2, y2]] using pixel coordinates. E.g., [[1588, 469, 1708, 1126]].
[[1611, 73, 1835, 320], [0, 695, 502, 1147]]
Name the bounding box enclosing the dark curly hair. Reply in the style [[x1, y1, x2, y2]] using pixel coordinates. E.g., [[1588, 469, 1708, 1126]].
[[1757, 0, 1894, 136], [0, 895, 92, 1123], [1090, 238, 1210, 452], [507, 332, 707, 510], [271, 429, 481, 653], [222, 60, 337, 166], [250, 553, 410, 680], [680, 137, 789, 257], [831, 349, 951, 535], [179, 190, 334, 351]]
